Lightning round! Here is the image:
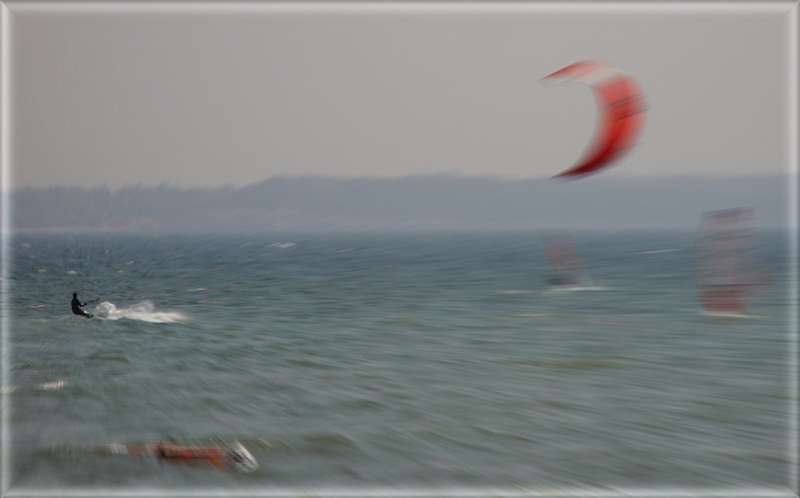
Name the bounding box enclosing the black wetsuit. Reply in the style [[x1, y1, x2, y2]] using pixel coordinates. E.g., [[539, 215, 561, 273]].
[[71, 296, 93, 318]]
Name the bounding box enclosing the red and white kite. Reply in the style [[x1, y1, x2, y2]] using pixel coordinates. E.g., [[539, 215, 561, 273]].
[[542, 60, 648, 180]]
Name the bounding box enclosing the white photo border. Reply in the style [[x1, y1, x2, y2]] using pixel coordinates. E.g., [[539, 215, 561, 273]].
[[1, 1, 797, 497]]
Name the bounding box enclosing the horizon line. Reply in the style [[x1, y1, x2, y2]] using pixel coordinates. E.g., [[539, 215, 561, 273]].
[[8, 172, 790, 193]]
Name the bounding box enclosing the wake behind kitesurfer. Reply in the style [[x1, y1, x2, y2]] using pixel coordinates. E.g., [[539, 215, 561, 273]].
[[71, 292, 95, 318]]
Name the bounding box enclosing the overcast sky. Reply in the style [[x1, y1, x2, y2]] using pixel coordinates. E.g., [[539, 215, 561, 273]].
[[5, 2, 794, 189]]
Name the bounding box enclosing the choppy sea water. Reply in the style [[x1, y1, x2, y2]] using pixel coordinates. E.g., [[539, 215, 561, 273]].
[[6, 231, 795, 493]]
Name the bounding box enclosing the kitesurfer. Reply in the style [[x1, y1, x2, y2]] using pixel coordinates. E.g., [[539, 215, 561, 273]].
[[71, 292, 94, 318]]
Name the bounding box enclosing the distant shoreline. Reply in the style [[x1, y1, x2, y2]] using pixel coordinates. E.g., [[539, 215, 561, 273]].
[[8, 174, 789, 234], [11, 227, 133, 234], [7, 226, 789, 236]]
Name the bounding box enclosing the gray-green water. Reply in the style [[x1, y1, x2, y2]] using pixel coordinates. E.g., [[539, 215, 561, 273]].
[[6, 231, 795, 493]]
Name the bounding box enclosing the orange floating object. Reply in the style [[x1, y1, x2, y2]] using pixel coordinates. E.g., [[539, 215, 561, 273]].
[[154, 444, 227, 460], [99, 440, 259, 472]]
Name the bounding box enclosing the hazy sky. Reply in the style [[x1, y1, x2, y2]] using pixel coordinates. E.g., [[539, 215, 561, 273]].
[[6, 2, 794, 189]]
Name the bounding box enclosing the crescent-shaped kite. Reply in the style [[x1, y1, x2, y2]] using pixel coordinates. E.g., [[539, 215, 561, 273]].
[[542, 60, 648, 180]]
